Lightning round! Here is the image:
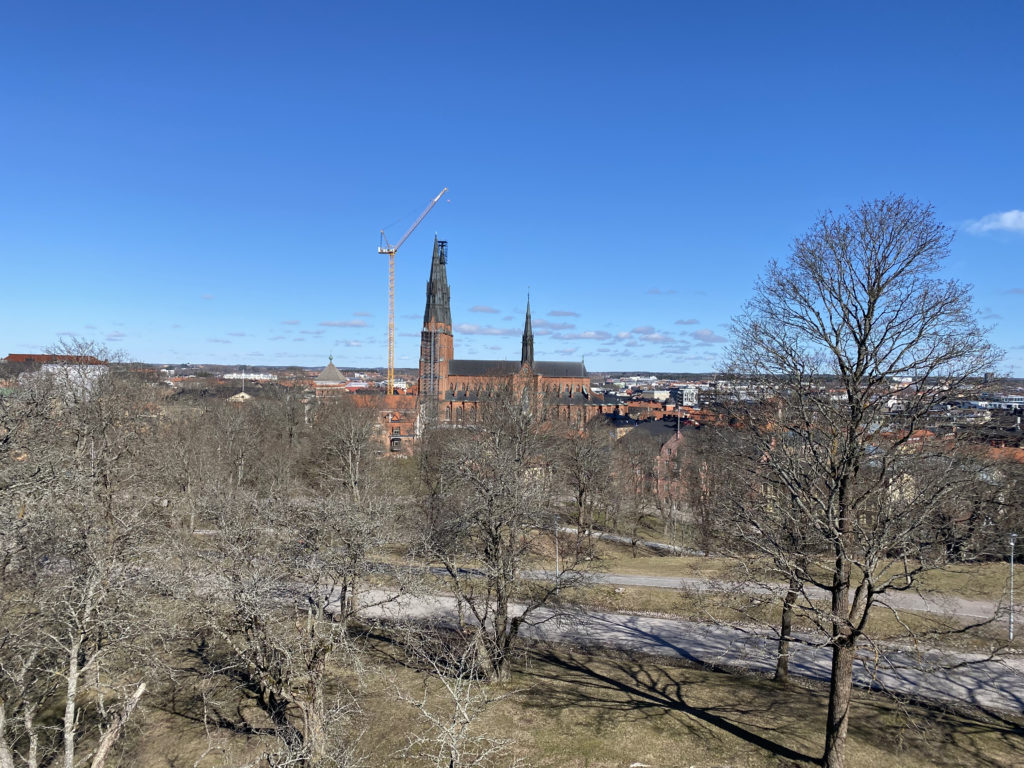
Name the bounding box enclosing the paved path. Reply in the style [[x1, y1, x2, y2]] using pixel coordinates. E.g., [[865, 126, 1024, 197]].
[[555, 527, 1003, 620], [358, 590, 1024, 716], [565, 571, 1002, 620]]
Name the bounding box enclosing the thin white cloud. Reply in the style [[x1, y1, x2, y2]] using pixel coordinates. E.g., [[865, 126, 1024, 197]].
[[105, 331, 126, 341], [966, 210, 1024, 234], [632, 325, 655, 334], [675, 318, 699, 325], [227, 332, 246, 337], [469, 305, 500, 314], [553, 330, 612, 341], [319, 320, 367, 327], [554, 347, 579, 356], [692, 328, 728, 344], [454, 323, 519, 336], [647, 288, 678, 295], [208, 338, 231, 344], [548, 310, 580, 317], [1005, 288, 1024, 295], [282, 320, 300, 325], [353, 311, 373, 317], [201, 294, 214, 300], [533, 318, 575, 330]]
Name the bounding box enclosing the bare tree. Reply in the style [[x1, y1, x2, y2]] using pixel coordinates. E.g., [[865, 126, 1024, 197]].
[[416, 388, 588, 682], [394, 627, 520, 768], [182, 493, 364, 767], [555, 421, 613, 555], [724, 196, 1001, 768], [611, 430, 661, 557], [304, 398, 381, 500], [0, 339, 156, 768]]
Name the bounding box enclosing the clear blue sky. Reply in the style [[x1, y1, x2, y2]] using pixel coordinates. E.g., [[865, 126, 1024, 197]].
[[2, 2, 1022, 373]]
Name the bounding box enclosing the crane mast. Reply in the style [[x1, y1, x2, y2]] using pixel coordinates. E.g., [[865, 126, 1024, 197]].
[[378, 187, 447, 395]]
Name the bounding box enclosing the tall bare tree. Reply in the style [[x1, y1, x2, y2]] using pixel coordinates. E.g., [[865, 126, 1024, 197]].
[[181, 492, 367, 767], [417, 388, 588, 682], [305, 398, 381, 500], [611, 430, 661, 556], [0, 339, 156, 768], [725, 196, 1001, 768], [555, 421, 613, 554]]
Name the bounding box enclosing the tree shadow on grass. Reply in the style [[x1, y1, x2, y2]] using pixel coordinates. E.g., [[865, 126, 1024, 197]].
[[520, 644, 1024, 768], [522, 644, 819, 765]]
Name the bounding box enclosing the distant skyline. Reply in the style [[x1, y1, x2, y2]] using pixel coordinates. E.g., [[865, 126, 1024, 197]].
[[2, 2, 1022, 373]]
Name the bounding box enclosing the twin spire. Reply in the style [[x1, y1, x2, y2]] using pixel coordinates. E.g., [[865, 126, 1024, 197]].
[[422, 235, 534, 368]]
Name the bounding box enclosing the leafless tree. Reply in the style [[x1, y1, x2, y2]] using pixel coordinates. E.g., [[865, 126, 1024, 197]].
[[611, 430, 661, 557], [174, 422, 404, 766], [394, 626, 520, 768], [181, 493, 364, 768], [724, 196, 1001, 768], [0, 339, 157, 768], [555, 421, 614, 555], [416, 388, 588, 682], [304, 398, 381, 500]]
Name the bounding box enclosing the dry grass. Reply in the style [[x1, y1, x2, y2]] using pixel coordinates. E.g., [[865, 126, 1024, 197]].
[[586, 541, 1012, 604], [129, 635, 1024, 768]]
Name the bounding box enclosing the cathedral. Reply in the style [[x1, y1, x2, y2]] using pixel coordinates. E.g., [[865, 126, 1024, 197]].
[[315, 237, 609, 451], [417, 237, 606, 425]]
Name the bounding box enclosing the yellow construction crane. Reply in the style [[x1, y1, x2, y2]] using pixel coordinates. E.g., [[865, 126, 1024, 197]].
[[378, 187, 447, 395]]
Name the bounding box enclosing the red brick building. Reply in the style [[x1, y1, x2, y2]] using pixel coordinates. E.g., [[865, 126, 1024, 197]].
[[417, 237, 608, 425]]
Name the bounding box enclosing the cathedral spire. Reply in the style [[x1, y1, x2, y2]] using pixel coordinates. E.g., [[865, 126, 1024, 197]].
[[423, 236, 451, 327], [521, 293, 534, 368]]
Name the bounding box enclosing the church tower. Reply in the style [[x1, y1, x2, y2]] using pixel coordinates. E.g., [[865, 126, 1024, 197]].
[[521, 295, 534, 369], [419, 237, 454, 406]]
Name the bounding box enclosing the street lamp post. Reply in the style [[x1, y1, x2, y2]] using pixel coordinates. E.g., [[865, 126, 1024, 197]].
[[1011, 533, 1018, 643]]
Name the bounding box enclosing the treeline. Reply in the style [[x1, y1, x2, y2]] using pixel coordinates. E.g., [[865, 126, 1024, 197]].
[[4, 200, 1023, 768], [0, 348, 689, 768]]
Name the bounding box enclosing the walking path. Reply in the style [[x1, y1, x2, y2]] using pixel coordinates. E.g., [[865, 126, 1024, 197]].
[[571, 571, 1001, 620], [358, 589, 1024, 716]]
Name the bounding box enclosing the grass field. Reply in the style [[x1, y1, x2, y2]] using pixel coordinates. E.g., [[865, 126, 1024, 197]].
[[587, 544, 1012, 603], [130, 636, 1024, 768]]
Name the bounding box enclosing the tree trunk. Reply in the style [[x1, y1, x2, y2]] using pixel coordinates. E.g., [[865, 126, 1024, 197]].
[[0, 698, 16, 768], [25, 704, 39, 768], [823, 641, 855, 768], [90, 682, 145, 768], [62, 635, 82, 768], [774, 581, 798, 682]]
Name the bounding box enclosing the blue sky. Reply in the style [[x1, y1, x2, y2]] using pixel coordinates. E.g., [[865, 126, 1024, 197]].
[[2, 2, 1022, 373]]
